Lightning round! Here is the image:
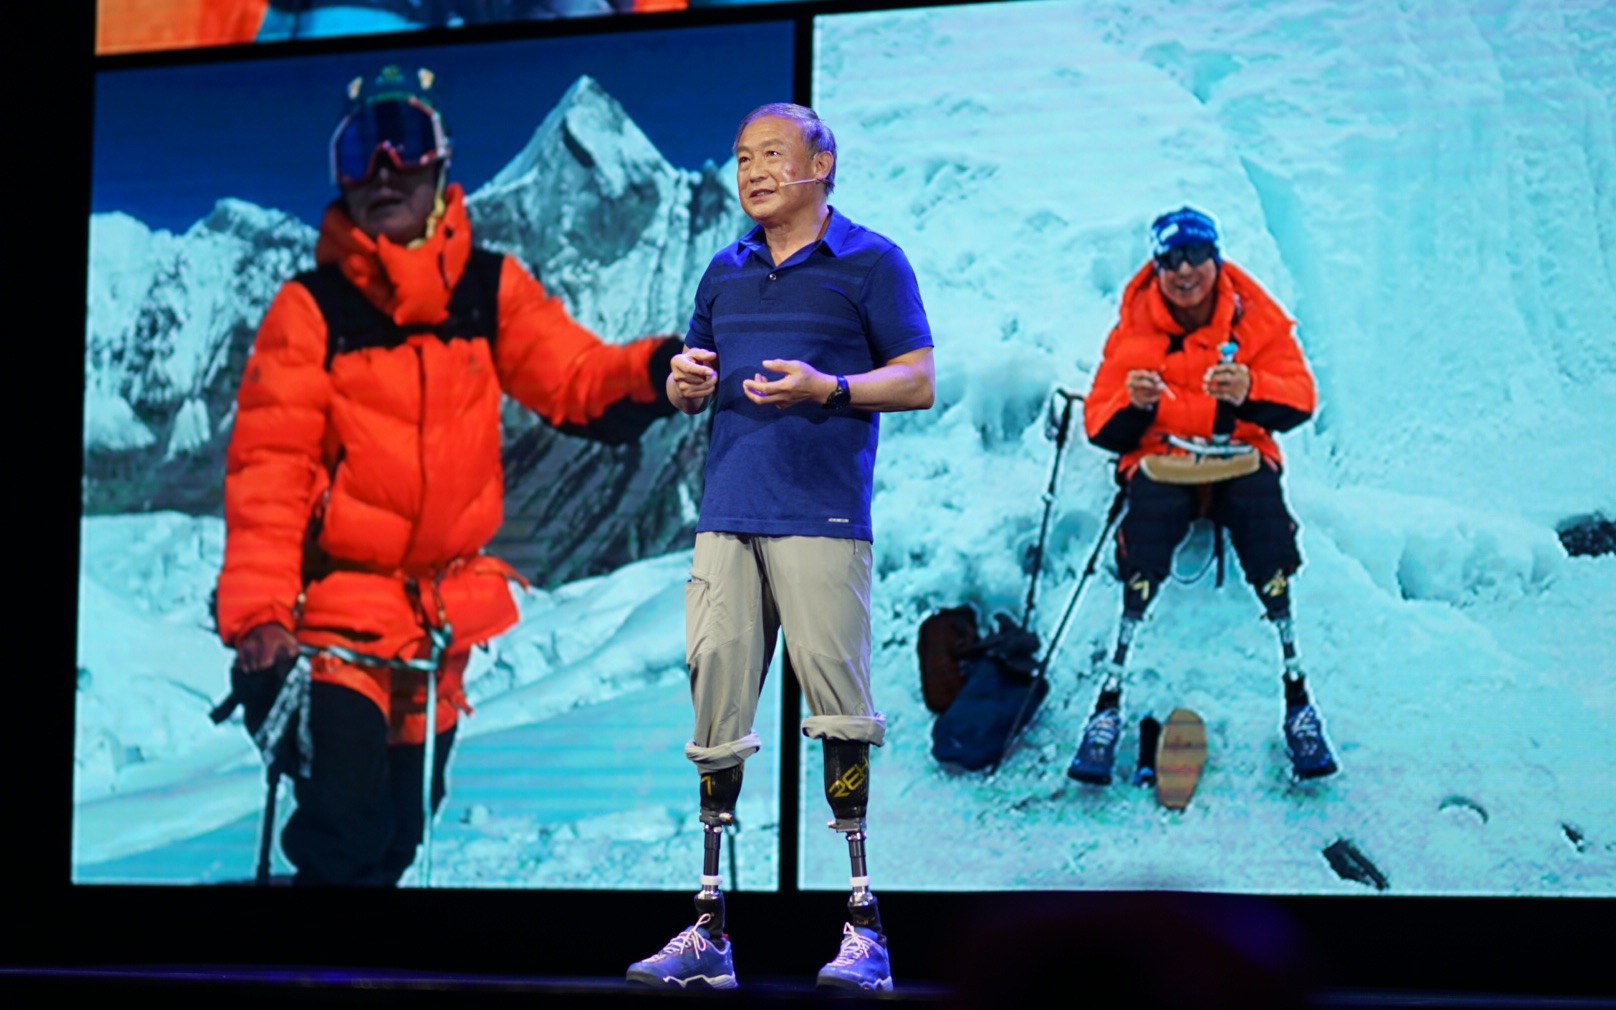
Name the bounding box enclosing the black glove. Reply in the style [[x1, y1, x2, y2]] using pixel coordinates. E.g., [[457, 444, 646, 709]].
[[232, 653, 298, 738]]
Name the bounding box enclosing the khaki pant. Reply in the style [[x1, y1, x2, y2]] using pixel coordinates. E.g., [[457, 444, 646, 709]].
[[683, 532, 887, 772]]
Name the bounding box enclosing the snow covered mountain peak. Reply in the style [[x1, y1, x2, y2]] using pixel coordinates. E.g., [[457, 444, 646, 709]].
[[487, 74, 668, 195], [193, 197, 310, 245], [466, 75, 748, 341]]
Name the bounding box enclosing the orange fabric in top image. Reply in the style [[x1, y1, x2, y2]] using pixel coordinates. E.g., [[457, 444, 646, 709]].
[[97, 0, 267, 55]]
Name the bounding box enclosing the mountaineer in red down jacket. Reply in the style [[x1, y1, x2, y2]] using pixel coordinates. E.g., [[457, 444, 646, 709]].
[[215, 65, 681, 885], [1071, 206, 1337, 792]]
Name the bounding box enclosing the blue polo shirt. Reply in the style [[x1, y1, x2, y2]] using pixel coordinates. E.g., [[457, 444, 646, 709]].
[[686, 208, 933, 541]]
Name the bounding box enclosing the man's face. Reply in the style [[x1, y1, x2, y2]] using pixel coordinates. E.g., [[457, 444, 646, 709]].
[[342, 161, 438, 244], [734, 115, 832, 225], [1155, 246, 1218, 314]]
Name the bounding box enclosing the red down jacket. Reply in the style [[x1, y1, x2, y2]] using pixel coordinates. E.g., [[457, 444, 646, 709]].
[[1084, 259, 1316, 475], [216, 184, 672, 739]]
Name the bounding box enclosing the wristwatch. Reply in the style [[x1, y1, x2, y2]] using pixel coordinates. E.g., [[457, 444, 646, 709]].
[[823, 375, 851, 410]]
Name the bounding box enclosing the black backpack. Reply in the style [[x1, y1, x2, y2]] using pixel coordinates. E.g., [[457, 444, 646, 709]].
[[929, 611, 1046, 772]]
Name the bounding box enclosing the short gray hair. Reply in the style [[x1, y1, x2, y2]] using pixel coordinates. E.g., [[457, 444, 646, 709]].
[[733, 103, 838, 194]]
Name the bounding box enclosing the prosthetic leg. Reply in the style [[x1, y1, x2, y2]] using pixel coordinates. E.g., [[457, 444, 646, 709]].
[[625, 763, 743, 989], [823, 741, 881, 931], [695, 763, 745, 933], [1257, 572, 1338, 778], [1068, 571, 1156, 784], [1257, 570, 1302, 677], [817, 741, 893, 991]]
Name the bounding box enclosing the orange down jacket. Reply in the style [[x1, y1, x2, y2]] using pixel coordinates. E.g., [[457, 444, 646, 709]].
[[1084, 260, 1316, 475], [216, 184, 672, 737]]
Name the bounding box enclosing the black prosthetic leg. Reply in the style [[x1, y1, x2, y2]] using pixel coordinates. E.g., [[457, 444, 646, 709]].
[[823, 740, 883, 934], [694, 763, 744, 933]]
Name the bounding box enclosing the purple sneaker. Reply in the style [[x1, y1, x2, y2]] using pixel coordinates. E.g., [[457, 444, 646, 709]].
[[816, 922, 893, 992], [626, 913, 737, 990]]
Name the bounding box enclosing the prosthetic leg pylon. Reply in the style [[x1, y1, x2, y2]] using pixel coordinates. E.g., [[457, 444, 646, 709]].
[[823, 740, 881, 930], [818, 740, 893, 991], [624, 763, 743, 989], [695, 762, 744, 932], [1260, 573, 1338, 779], [1068, 573, 1154, 785]]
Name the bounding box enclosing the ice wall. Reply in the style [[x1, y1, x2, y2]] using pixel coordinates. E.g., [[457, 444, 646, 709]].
[[817, 0, 1616, 524]]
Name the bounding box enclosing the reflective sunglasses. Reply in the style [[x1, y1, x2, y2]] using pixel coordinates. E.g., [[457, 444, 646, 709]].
[[1153, 243, 1218, 271]]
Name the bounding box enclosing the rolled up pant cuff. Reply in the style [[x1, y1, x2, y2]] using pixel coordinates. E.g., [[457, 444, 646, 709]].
[[800, 713, 886, 746], [685, 731, 763, 772]]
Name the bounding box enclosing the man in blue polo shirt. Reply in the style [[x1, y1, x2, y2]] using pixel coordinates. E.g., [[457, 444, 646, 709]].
[[626, 103, 934, 993]]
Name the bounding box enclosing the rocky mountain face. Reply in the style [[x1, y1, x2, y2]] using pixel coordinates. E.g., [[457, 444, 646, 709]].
[[84, 75, 748, 585]]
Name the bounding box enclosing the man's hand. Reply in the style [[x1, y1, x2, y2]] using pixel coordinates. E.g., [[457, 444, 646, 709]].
[[668, 347, 718, 413], [1127, 369, 1171, 409], [743, 358, 835, 409], [234, 622, 300, 676], [1204, 362, 1251, 405], [231, 622, 299, 738]]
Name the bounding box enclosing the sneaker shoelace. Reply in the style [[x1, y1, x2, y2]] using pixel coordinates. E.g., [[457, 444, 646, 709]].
[[655, 913, 714, 959], [828, 924, 878, 967]]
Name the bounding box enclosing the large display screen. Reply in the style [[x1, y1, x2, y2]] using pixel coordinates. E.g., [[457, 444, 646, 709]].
[[801, 0, 1615, 896], [77, 22, 793, 888], [77, 0, 1613, 902]]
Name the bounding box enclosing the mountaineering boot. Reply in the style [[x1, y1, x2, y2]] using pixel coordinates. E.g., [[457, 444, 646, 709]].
[[1068, 702, 1123, 785], [1284, 700, 1338, 779], [625, 913, 738, 990], [816, 922, 894, 992]]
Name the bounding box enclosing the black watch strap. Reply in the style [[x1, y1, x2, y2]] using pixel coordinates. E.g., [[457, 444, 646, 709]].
[[823, 374, 850, 410]]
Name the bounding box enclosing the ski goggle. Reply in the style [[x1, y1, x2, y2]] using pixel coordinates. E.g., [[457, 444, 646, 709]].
[[329, 97, 449, 188], [1153, 243, 1218, 271]]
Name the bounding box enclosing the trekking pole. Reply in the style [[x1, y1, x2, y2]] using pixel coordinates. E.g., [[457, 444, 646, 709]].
[[420, 663, 437, 887], [256, 766, 281, 886], [979, 391, 1092, 776], [416, 621, 452, 889], [985, 485, 1124, 776], [1022, 389, 1084, 628], [1037, 486, 1127, 676], [240, 652, 315, 885]]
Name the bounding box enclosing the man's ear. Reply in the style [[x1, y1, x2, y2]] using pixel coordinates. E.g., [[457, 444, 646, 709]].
[[813, 150, 835, 181]]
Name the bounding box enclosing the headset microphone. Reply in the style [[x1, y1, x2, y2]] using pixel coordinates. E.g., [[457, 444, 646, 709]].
[[779, 178, 826, 187]]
